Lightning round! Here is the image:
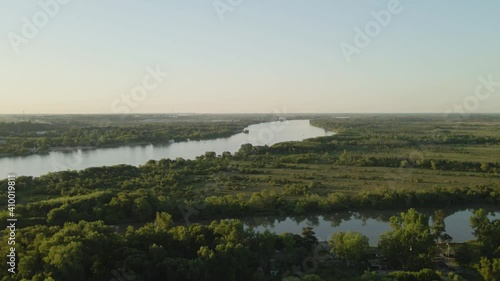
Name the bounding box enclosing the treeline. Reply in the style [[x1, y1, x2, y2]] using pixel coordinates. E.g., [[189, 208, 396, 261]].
[[0, 121, 254, 156], [232, 135, 500, 174], [2, 208, 498, 281], [2, 155, 498, 227], [308, 116, 500, 174], [335, 152, 500, 174], [0, 216, 333, 281]]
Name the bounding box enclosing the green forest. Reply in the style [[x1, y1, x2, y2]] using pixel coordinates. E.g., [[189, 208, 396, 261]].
[[1, 114, 499, 281]]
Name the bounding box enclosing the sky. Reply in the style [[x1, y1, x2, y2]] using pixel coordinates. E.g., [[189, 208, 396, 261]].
[[0, 0, 499, 114]]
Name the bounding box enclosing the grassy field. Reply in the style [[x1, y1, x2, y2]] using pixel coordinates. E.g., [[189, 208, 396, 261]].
[[7, 114, 500, 208], [213, 163, 499, 196]]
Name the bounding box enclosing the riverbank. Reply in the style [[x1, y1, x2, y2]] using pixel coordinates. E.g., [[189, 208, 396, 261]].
[[0, 120, 332, 176], [0, 133, 236, 158], [0, 117, 268, 158]]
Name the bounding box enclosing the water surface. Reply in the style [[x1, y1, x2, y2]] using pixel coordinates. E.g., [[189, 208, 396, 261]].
[[244, 207, 499, 245], [0, 120, 333, 177]]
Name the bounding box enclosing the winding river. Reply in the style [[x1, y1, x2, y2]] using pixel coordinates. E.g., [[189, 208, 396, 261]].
[[0, 120, 333, 177]]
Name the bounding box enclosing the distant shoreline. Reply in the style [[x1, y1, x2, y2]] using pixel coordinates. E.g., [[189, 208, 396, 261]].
[[0, 140, 176, 158]]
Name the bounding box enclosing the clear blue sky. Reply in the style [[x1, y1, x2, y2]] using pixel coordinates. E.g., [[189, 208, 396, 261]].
[[1, 0, 499, 114]]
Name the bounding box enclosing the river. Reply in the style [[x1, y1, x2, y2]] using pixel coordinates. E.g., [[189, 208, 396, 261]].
[[0, 120, 333, 177]]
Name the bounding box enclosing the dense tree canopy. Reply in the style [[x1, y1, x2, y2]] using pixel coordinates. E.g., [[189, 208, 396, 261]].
[[328, 231, 369, 269], [379, 209, 435, 270]]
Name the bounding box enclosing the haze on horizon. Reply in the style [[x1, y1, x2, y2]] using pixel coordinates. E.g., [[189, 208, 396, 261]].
[[1, 0, 499, 115]]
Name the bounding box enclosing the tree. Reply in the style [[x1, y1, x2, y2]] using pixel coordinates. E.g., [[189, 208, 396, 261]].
[[236, 143, 254, 157], [388, 268, 440, 281], [31, 221, 120, 281], [249, 230, 277, 266], [476, 257, 500, 281], [471, 209, 490, 234], [454, 244, 472, 269], [481, 162, 490, 172], [277, 233, 301, 270], [204, 151, 217, 160], [379, 208, 435, 270], [302, 274, 324, 281], [430, 160, 438, 170], [431, 209, 449, 243], [328, 231, 369, 268], [44, 241, 85, 280], [301, 227, 318, 251], [360, 271, 384, 281], [470, 209, 500, 257], [133, 197, 154, 221], [155, 212, 173, 230], [282, 276, 301, 281], [221, 151, 232, 159]]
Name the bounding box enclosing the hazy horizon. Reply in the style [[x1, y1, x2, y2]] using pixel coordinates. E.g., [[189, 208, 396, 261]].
[[1, 1, 499, 114], [2, 112, 500, 116]]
